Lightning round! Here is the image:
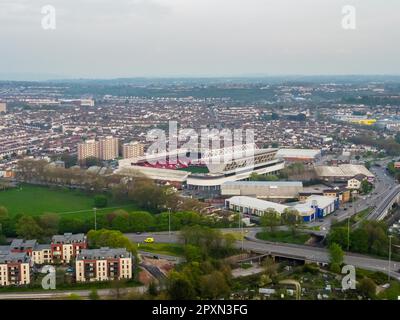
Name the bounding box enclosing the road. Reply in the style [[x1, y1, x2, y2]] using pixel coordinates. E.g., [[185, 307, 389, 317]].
[[310, 161, 398, 232], [127, 230, 400, 280], [0, 286, 146, 300]]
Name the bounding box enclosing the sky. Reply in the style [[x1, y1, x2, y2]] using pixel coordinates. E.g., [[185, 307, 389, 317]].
[[0, 0, 399, 80]]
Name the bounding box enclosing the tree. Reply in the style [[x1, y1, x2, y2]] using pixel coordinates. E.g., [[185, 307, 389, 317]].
[[94, 195, 108, 208], [167, 271, 196, 300], [128, 178, 169, 212], [329, 243, 344, 272], [39, 213, 60, 237], [84, 156, 101, 167], [179, 225, 233, 258], [262, 257, 278, 278], [358, 277, 376, 299], [89, 289, 100, 300], [260, 209, 281, 234], [148, 281, 158, 297], [350, 229, 369, 253], [16, 216, 44, 239], [360, 180, 373, 195], [199, 271, 230, 299], [87, 229, 137, 254], [111, 215, 130, 233], [59, 217, 86, 234], [60, 153, 77, 168], [0, 207, 8, 221], [128, 211, 155, 232], [327, 227, 348, 248], [281, 209, 301, 235], [184, 244, 203, 262]]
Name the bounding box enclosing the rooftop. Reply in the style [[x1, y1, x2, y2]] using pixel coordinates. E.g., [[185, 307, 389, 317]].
[[52, 233, 86, 244], [222, 181, 303, 187], [77, 247, 131, 260], [0, 251, 30, 264], [276, 148, 321, 158]]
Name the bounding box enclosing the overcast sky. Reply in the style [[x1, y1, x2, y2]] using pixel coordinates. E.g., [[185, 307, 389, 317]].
[[0, 0, 399, 79]]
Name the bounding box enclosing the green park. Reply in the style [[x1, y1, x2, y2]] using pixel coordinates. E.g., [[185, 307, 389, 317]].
[[0, 184, 136, 219]]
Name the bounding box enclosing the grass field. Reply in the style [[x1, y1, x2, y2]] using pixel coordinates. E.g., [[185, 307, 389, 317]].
[[178, 166, 209, 174], [0, 184, 137, 218], [138, 243, 185, 257]]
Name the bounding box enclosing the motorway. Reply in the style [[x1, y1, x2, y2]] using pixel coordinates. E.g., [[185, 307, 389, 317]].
[[127, 230, 400, 281], [312, 161, 398, 232]]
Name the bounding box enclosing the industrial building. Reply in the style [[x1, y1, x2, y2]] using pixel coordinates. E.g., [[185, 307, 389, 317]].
[[225, 194, 338, 223], [221, 181, 303, 200], [314, 164, 374, 182], [276, 148, 321, 164]]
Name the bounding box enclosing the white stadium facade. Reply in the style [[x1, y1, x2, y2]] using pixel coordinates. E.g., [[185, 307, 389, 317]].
[[116, 144, 285, 190]]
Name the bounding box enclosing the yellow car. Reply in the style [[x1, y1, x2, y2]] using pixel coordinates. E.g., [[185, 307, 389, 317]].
[[144, 237, 155, 243]]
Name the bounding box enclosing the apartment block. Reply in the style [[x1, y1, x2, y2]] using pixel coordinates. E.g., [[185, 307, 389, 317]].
[[0, 251, 31, 286], [75, 247, 133, 283], [77, 139, 99, 161], [99, 136, 119, 160], [0, 102, 6, 113], [51, 233, 88, 264], [32, 245, 52, 265], [122, 141, 144, 159], [9, 233, 87, 265]]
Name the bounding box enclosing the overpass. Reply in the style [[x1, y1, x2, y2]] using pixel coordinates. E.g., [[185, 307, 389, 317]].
[[127, 231, 400, 281], [363, 184, 400, 223], [242, 237, 400, 281]]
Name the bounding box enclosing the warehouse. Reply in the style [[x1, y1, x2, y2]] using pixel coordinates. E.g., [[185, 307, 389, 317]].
[[276, 148, 321, 164], [225, 196, 289, 216], [314, 164, 374, 182], [225, 194, 338, 223], [221, 181, 303, 200]]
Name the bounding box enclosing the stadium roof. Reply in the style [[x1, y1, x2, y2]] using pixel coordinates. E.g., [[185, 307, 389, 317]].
[[276, 149, 321, 159], [222, 181, 303, 187], [116, 165, 190, 182]]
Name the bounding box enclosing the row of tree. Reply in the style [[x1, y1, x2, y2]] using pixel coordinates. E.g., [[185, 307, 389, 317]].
[[0, 206, 236, 241], [259, 208, 303, 234], [327, 220, 399, 259], [166, 225, 235, 300]]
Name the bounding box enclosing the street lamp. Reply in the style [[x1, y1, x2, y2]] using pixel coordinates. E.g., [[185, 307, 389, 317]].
[[347, 214, 350, 251], [93, 207, 97, 231], [168, 207, 171, 238], [388, 235, 394, 283]]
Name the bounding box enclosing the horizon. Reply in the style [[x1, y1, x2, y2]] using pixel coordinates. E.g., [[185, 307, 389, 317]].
[[2, 73, 400, 83], [1, 1, 400, 79]]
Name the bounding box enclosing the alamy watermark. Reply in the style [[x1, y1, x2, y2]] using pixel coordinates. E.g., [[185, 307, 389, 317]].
[[342, 5, 356, 30], [341, 265, 356, 290], [146, 121, 256, 170], [41, 5, 56, 30], [41, 265, 56, 290]]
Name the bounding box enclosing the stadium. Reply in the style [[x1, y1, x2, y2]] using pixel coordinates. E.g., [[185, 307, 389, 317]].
[[116, 144, 285, 190]]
